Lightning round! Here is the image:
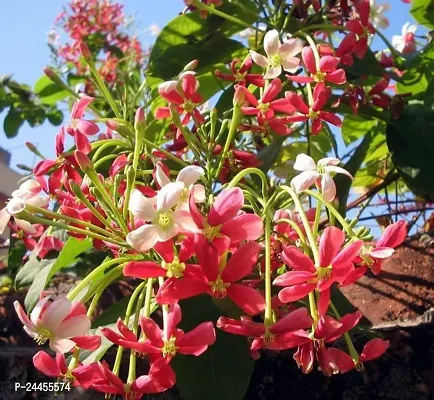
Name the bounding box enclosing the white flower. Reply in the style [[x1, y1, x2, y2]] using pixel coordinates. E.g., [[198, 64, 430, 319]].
[[155, 164, 205, 210], [126, 182, 200, 253], [392, 22, 417, 54], [250, 29, 303, 79], [147, 23, 160, 37], [0, 179, 48, 235], [290, 154, 352, 202], [369, 0, 390, 29]]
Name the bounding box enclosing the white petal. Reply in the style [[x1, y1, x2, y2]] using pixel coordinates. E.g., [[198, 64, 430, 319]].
[[14, 300, 36, 331], [155, 224, 179, 242], [15, 218, 37, 235], [54, 315, 91, 338], [129, 189, 156, 221], [264, 29, 280, 57], [320, 173, 336, 202], [293, 154, 317, 171], [0, 208, 11, 234], [279, 38, 303, 58], [6, 197, 26, 215], [402, 22, 410, 36], [39, 298, 71, 331], [126, 224, 159, 252], [250, 50, 269, 68], [291, 171, 320, 192], [24, 326, 38, 339], [192, 184, 206, 203], [370, 247, 395, 259], [155, 164, 171, 188], [49, 338, 76, 354], [30, 296, 51, 326], [173, 210, 201, 234], [317, 157, 341, 167], [158, 80, 178, 94], [264, 65, 282, 79], [392, 36, 403, 49], [12, 179, 42, 198], [26, 196, 49, 208], [156, 181, 184, 211], [281, 57, 301, 73], [176, 166, 204, 187], [323, 165, 353, 179]]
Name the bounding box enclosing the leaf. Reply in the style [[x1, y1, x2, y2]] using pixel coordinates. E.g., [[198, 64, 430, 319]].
[[47, 109, 64, 126], [386, 101, 434, 199], [172, 295, 254, 400], [411, 0, 434, 29], [258, 135, 287, 173], [92, 296, 131, 328], [4, 110, 24, 138], [341, 114, 378, 146], [34, 75, 68, 105], [344, 48, 384, 79], [47, 237, 93, 281], [15, 255, 52, 289], [7, 234, 27, 278], [24, 260, 56, 311]]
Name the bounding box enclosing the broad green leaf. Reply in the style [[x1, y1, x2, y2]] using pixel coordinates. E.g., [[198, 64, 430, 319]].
[[47, 109, 64, 126], [34, 75, 69, 105], [15, 255, 52, 289], [24, 260, 56, 311], [341, 114, 378, 145], [386, 100, 434, 199], [4, 110, 24, 138], [344, 48, 384, 79], [172, 295, 254, 400], [411, 0, 434, 29], [258, 135, 287, 173]]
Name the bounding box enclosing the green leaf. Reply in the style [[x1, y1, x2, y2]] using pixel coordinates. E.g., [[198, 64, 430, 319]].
[[386, 101, 434, 199], [258, 135, 287, 173], [24, 260, 56, 311], [47, 109, 64, 126], [341, 114, 378, 146], [15, 255, 52, 289], [344, 48, 384, 79], [172, 295, 254, 400], [92, 296, 131, 328], [46, 237, 93, 281], [4, 110, 24, 138], [34, 75, 69, 105], [411, 0, 434, 29]]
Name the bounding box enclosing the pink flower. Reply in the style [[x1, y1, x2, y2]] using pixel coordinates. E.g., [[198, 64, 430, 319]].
[[250, 29, 303, 79], [215, 56, 265, 87], [102, 303, 215, 363], [14, 297, 93, 353], [189, 187, 263, 248], [33, 351, 69, 378], [66, 96, 99, 153], [274, 227, 363, 314], [290, 154, 352, 202], [158, 239, 266, 315], [217, 307, 313, 351], [328, 338, 390, 373], [238, 78, 295, 120], [285, 84, 342, 135], [288, 47, 346, 85]]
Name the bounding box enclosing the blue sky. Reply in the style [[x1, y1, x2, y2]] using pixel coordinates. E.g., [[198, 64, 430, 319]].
[[0, 0, 416, 171]]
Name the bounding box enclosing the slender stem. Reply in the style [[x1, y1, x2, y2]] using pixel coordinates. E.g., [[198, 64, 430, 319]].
[[226, 167, 268, 201], [313, 199, 322, 238], [303, 33, 321, 70], [142, 137, 188, 167]]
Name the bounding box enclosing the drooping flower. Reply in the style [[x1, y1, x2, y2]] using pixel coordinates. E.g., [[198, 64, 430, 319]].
[[288, 47, 346, 85], [392, 22, 417, 54], [274, 227, 363, 314], [290, 154, 352, 202], [0, 179, 49, 235], [215, 56, 265, 87], [14, 297, 93, 353], [250, 29, 303, 79], [126, 183, 199, 253], [158, 239, 266, 315], [285, 84, 342, 135]]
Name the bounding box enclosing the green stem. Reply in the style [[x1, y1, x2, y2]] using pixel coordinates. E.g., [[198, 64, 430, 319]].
[[142, 137, 188, 167], [226, 167, 268, 201], [312, 199, 322, 238]]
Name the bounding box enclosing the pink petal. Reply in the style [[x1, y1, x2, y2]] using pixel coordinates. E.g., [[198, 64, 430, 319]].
[[249, 50, 268, 68], [222, 242, 261, 283], [318, 288, 331, 315], [271, 307, 313, 334], [39, 297, 71, 331], [173, 209, 201, 233], [319, 226, 345, 267], [33, 351, 60, 377], [227, 284, 265, 315], [264, 65, 282, 80], [264, 29, 280, 57], [124, 261, 166, 279], [157, 181, 184, 211], [0, 208, 10, 235], [217, 317, 264, 337], [177, 165, 204, 187], [282, 246, 316, 272], [280, 38, 304, 58], [157, 278, 209, 304], [75, 119, 99, 136], [278, 283, 316, 303], [72, 335, 101, 350], [291, 171, 320, 192], [262, 78, 281, 103], [370, 247, 395, 259], [126, 224, 159, 253], [319, 173, 337, 202], [177, 321, 216, 353], [302, 47, 317, 74], [71, 96, 94, 119], [208, 187, 243, 226], [376, 220, 407, 248], [49, 338, 76, 354], [128, 189, 156, 220], [139, 317, 164, 347], [14, 300, 35, 331], [273, 271, 315, 286], [54, 315, 91, 338], [361, 338, 390, 362], [285, 92, 309, 114], [221, 214, 263, 242], [332, 240, 363, 269], [326, 69, 346, 85], [195, 235, 219, 281]]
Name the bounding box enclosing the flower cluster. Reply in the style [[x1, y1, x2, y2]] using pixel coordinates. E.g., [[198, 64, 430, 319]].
[[5, 0, 418, 398]]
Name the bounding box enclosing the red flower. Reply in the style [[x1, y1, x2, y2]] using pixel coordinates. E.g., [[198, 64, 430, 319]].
[[274, 227, 363, 314], [33, 351, 70, 379], [155, 73, 205, 126], [238, 78, 295, 121], [215, 56, 265, 87], [217, 307, 313, 351], [158, 239, 265, 315], [285, 84, 342, 135], [368, 78, 391, 109], [288, 47, 346, 85], [328, 338, 390, 373], [189, 187, 263, 248]]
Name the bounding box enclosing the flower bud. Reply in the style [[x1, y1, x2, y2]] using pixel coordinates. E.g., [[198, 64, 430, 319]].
[[135, 107, 145, 125], [183, 59, 199, 72], [233, 85, 245, 106], [43, 67, 55, 79], [74, 150, 93, 173], [25, 142, 46, 159], [79, 42, 92, 60]]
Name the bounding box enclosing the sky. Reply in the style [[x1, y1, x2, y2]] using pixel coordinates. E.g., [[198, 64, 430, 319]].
[[0, 0, 417, 172]]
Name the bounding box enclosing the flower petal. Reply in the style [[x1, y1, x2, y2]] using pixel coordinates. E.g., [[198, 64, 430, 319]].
[[49, 338, 76, 354], [33, 351, 60, 377], [278, 283, 316, 303], [208, 187, 243, 226], [39, 298, 72, 331], [177, 166, 204, 187], [291, 171, 320, 193], [157, 181, 184, 211], [319, 226, 345, 267], [124, 261, 166, 279], [293, 154, 317, 171], [126, 224, 159, 253], [332, 240, 363, 269], [361, 338, 390, 362], [271, 307, 313, 334], [129, 189, 156, 221], [319, 173, 336, 202], [227, 284, 266, 315], [222, 241, 261, 283], [220, 214, 263, 242], [282, 246, 316, 272], [177, 321, 216, 354], [249, 50, 269, 68], [54, 315, 91, 338], [264, 29, 280, 57]]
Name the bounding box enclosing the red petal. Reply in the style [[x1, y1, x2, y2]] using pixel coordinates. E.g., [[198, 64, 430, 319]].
[[282, 246, 316, 272], [157, 278, 209, 304], [222, 241, 261, 283], [319, 226, 345, 267], [302, 47, 317, 74], [139, 317, 164, 347], [221, 214, 263, 242], [195, 235, 220, 281], [227, 284, 265, 315], [33, 351, 60, 377], [361, 338, 390, 362], [278, 283, 316, 303], [271, 307, 313, 334], [332, 240, 363, 269], [328, 348, 355, 373], [73, 335, 101, 350], [123, 261, 166, 279], [273, 271, 316, 287], [208, 187, 243, 226], [177, 321, 216, 354], [376, 220, 407, 248], [217, 317, 264, 336]]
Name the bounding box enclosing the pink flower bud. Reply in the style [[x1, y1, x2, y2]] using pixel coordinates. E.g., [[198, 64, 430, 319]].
[[183, 59, 199, 72], [106, 120, 119, 131], [43, 67, 55, 79], [233, 85, 245, 106], [74, 150, 93, 172], [135, 107, 145, 124], [79, 42, 92, 59]]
